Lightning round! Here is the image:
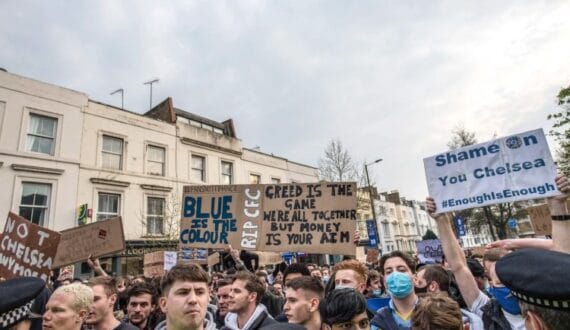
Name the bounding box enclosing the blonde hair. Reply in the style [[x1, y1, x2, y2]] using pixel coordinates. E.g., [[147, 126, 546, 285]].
[[53, 283, 94, 312]]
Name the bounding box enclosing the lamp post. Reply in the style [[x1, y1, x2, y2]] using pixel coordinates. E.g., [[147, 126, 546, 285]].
[[365, 158, 382, 251]]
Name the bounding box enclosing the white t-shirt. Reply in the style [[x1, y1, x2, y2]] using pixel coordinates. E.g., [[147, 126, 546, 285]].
[[470, 291, 525, 330]]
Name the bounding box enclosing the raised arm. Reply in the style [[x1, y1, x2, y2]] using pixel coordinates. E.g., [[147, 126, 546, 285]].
[[426, 197, 481, 308], [486, 238, 554, 251], [547, 174, 570, 253]]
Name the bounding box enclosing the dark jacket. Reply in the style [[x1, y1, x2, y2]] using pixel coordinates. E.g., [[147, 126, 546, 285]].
[[222, 305, 277, 330], [371, 307, 410, 330], [260, 290, 284, 318], [481, 298, 512, 330]]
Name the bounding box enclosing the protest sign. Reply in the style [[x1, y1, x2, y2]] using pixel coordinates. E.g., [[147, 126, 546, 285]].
[[207, 252, 220, 267], [53, 217, 126, 268], [526, 204, 553, 236], [0, 212, 61, 281], [180, 183, 357, 255], [258, 252, 283, 265], [471, 246, 486, 257], [366, 248, 380, 264], [424, 129, 558, 212], [144, 251, 165, 277], [416, 240, 443, 264], [164, 251, 177, 271]]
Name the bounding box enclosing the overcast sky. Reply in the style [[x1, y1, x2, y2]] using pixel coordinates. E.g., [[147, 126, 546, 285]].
[[2, 1, 569, 200]]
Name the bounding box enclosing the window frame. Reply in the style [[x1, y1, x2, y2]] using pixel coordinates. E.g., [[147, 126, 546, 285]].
[[20, 108, 63, 157], [146, 196, 165, 236], [220, 160, 234, 184], [101, 134, 125, 170], [96, 192, 121, 221], [145, 143, 166, 176], [249, 173, 261, 184], [18, 182, 52, 226], [190, 153, 206, 183]]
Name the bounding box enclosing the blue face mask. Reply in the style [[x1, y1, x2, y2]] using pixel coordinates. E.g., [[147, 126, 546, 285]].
[[386, 272, 413, 299], [323, 276, 330, 284], [488, 286, 521, 315], [372, 289, 383, 297]]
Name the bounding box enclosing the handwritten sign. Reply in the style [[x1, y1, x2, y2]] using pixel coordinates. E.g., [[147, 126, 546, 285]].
[[258, 252, 283, 265], [366, 248, 380, 264], [144, 251, 165, 277], [180, 183, 357, 255], [526, 204, 553, 236], [416, 240, 443, 264], [424, 129, 558, 212], [53, 217, 126, 268], [0, 212, 61, 281], [164, 251, 177, 271], [207, 252, 220, 267]]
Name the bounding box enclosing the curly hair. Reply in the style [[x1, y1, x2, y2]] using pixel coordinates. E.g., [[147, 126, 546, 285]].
[[53, 283, 94, 312], [411, 293, 462, 330]]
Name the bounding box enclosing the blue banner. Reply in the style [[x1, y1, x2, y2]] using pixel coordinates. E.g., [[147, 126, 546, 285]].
[[454, 216, 466, 237], [366, 219, 379, 247]]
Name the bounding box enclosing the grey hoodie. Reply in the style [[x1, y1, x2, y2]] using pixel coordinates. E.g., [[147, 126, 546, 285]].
[[223, 304, 276, 330], [154, 311, 218, 330]]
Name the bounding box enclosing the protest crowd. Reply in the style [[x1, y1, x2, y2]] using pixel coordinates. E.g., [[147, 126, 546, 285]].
[[2, 174, 570, 329]]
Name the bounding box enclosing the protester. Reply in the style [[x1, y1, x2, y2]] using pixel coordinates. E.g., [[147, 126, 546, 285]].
[[413, 264, 483, 330], [332, 259, 367, 293], [156, 264, 216, 330], [223, 271, 277, 330], [125, 283, 157, 330], [370, 251, 418, 330], [87, 276, 138, 330], [215, 278, 233, 328], [365, 270, 384, 298], [283, 276, 324, 330], [320, 288, 370, 330], [411, 293, 463, 330], [283, 264, 310, 286], [0, 277, 46, 329], [255, 270, 284, 318], [426, 197, 525, 329], [43, 283, 93, 330], [310, 269, 322, 282]]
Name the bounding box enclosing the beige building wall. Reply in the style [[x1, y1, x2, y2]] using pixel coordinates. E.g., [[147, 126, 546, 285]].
[[0, 70, 87, 231]]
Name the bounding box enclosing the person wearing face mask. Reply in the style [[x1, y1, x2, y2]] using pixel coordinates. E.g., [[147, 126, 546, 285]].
[[370, 251, 419, 330], [426, 197, 525, 330], [365, 270, 385, 299]]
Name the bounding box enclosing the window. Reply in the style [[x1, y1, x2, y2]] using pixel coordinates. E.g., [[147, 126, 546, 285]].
[[97, 193, 120, 221], [382, 222, 391, 236], [191, 155, 205, 182], [147, 145, 165, 176], [27, 114, 57, 155], [147, 197, 164, 235], [102, 135, 123, 170], [221, 161, 233, 184], [19, 182, 51, 225], [271, 177, 281, 184], [250, 174, 261, 184]]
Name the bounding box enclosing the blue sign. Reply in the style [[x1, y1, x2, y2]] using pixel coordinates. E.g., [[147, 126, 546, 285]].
[[366, 219, 379, 247], [454, 216, 466, 237], [507, 218, 518, 229]]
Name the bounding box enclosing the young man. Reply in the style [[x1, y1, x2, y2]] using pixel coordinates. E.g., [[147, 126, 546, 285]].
[[215, 278, 233, 328], [223, 271, 277, 330], [156, 263, 216, 330], [87, 277, 138, 330], [320, 288, 370, 330], [43, 283, 94, 330], [371, 251, 418, 330], [332, 259, 368, 293], [256, 270, 284, 317], [283, 276, 323, 330], [126, 283, 157, 330]]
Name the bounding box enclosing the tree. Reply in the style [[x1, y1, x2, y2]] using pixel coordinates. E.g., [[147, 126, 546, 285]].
[[548, 84, 570, 177], [422, 229, 438, 240], [318, 139, 358, 182]]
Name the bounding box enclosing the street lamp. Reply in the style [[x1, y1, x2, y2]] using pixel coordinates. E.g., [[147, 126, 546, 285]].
[[143, 78, 159, 110], [364, 158, 382, 251]]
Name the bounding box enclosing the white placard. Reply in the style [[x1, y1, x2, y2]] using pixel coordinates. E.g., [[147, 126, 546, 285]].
[[416, 240, 443, 264], [424, 129, 558, 212], [164, 251, 177, 271]]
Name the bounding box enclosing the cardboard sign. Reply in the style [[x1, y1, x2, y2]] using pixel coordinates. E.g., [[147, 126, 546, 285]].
[[471, 246, 486, 257], [526, 204, 553, 236], [53, 217, 126, 268], [164, 251, 177, 271], [180, 183, 357, 255], [366, 248, 380, 264], [258, 252, 282, 265], [0, 212, 61, 281], [424, 129, 558, 212], [207, 252, 220, 267], [416, 240, 443, 264]]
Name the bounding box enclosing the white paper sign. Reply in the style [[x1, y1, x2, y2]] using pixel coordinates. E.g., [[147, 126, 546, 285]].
[[416, 240, 443, 264], [164, 251, 177, 271], [424, 129, 558, 212]]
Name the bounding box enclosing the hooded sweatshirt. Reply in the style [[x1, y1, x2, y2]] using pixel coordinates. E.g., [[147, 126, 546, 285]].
[[222, 304, 276, 330], [154, 311, 218, 330]]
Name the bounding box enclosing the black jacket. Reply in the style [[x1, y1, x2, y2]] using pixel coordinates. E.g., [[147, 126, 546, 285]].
[[481, 298, 512, 330], [371, 306, 410, 330]]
